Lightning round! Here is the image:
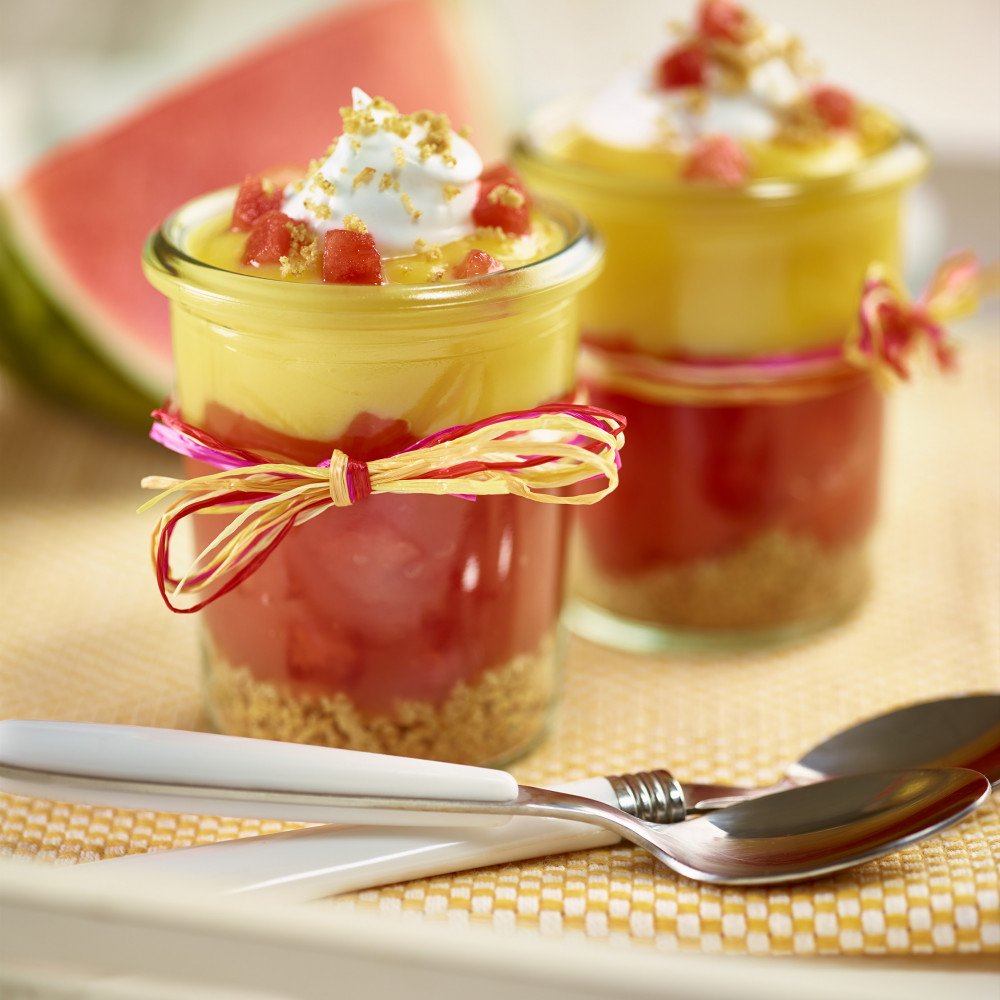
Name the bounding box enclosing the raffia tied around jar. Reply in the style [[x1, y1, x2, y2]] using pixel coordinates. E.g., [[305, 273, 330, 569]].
[[846, 251, 1000, 385], [580, 252, 997, 405], [141, 403, 626, 613]]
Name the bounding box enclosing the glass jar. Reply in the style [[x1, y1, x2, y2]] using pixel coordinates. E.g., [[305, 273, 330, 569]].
[[143, 187, 602, 763], [514, 103, 928, 650]]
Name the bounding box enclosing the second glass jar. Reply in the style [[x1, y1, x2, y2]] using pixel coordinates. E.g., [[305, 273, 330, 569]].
[[515, 110, 927, 650]]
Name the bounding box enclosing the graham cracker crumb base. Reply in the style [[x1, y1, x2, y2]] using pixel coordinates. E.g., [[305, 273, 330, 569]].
[[203, 632, 560, 765], [573, 529, 870, 632]]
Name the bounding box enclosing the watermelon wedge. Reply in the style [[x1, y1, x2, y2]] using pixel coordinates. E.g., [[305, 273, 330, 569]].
[[0, 0, 497, 430]]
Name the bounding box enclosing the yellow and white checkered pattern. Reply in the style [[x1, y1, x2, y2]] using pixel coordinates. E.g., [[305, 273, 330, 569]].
[[1, 329, 998, 959]]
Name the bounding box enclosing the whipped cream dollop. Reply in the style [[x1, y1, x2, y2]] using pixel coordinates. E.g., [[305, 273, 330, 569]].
[[576, 6, 824, 152], [282, 88, 482, 254], [580, 54, 805, 151]]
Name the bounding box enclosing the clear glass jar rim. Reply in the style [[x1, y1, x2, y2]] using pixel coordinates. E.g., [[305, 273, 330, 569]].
[[143, 186, 604, 315], [513, 96, 929, 204]]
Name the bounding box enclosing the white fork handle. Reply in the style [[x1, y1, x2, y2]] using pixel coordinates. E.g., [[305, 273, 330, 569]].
[[0, 721, 518, 827]]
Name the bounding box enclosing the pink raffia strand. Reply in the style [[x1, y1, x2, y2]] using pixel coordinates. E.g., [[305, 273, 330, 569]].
[[140, 404, 627, 613], [845, 251, 1000, 386]]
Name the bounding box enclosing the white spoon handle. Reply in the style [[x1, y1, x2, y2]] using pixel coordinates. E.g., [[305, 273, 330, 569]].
[[61, 777, 623, 902], [0, 721, 518, 827]]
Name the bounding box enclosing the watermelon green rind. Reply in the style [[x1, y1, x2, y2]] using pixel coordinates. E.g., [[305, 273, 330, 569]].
[[0, 0, 497, 432], [0, 207, 158, 430]]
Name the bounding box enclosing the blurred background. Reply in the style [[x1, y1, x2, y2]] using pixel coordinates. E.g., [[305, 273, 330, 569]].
[[1, 0, 998, 287]]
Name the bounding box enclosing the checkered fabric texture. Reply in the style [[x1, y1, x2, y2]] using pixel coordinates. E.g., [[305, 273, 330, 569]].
[[1, 329, 997, 959]]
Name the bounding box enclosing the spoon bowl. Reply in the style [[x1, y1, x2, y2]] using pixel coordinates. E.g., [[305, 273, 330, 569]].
[[685, 693, 1000, 812], [442, 768, 991, 884], [789, 694, 1000, 786], [652, 768, 991, 883]]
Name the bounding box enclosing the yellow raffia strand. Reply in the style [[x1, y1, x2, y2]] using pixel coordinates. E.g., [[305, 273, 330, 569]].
[[920, 254, 1000, 323]]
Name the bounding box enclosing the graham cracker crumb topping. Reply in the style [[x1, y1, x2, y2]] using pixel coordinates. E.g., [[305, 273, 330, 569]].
[[343, 214, 369, 234], [400, 192, 422, 220], [774, 100, 829, 147], [310, 174, 338, 197], [279, 221, 320, 278], [303, 198, 331, 221], [339, 96, 462, 168], [353, 166, 377, 189], [487, 184, 525, 209], [414, 238, 443, 260]]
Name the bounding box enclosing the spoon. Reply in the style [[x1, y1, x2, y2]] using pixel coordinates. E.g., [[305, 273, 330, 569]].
[[6, 695, 998, 822], [684, 693, 1000, 811], [0, 720, 992, 886]]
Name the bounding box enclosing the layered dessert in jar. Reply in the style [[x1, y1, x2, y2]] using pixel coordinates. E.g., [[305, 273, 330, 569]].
[[513, 1, 929, 649], [143, 88, 604, 763]]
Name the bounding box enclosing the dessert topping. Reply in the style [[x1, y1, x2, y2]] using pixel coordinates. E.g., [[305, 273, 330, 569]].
[[574, 1, 900, 181], [657, 43, 707, 89], [322, 229, 385, 286], [231, 176, 284, 232], [811, 86, 857, 130], [453, 249, 505, 278], [242, 211, 296, 265], [216, 94, 551, 283], [472, 163, 532, 236], [282, 87, 481, 254], [697, 0, 750, 43], [681, 134, 750, 185]]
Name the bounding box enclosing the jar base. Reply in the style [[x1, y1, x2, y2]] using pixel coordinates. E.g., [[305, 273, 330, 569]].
[[199, 628, 563, 767], [564, 595, 862, 655]]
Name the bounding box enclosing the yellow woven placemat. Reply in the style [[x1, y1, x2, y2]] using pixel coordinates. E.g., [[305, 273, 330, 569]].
[[1, 328, 998, 959]]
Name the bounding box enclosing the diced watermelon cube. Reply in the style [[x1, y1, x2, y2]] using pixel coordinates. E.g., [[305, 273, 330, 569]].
[[473, 162, 533, 235], [472, 182, 531, 236], [479, 163, 533, 208], [656, 43, 707, 89], [452, 249, 504, 279], [231, 175, 285, 231], [812, 86, 857, 130], [322, 229, 384, 285], [682, 135, 750, 185], [697, 0, 748, 43], [242, 210, 295, 265]]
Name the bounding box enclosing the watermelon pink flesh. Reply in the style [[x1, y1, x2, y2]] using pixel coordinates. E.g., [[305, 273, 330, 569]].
[[2, 0, 495, 405]]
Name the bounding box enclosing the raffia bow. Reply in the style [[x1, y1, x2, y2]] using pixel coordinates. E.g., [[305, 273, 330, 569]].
[[578, 251, 998, 403], [140, 403, 626, 613], [846, 251, 1000, 385]]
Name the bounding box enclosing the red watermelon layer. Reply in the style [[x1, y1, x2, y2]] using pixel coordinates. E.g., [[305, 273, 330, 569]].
[[1, 0, 495, 409]]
